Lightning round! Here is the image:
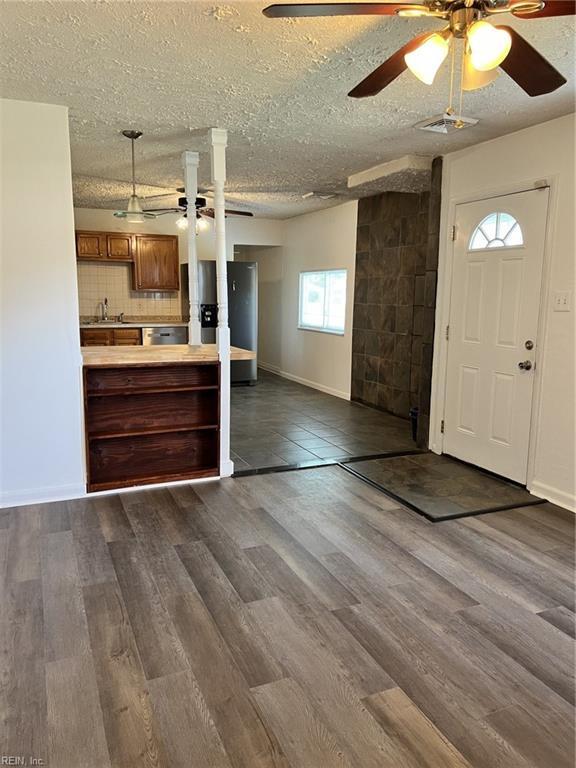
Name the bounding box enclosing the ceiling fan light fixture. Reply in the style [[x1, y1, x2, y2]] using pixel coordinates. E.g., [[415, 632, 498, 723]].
[[404, 33, 450, 85], [175, 213, 189, 231], [467, 20, 511, 71], [196, 216, 210, 234], [462, 50, 500, 90]]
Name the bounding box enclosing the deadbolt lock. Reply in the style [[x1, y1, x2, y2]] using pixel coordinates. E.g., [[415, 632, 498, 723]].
[[525, 340, 534, 350]]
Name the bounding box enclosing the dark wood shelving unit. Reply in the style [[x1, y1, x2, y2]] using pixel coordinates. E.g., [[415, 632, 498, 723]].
[[83, 362, 220, 492]]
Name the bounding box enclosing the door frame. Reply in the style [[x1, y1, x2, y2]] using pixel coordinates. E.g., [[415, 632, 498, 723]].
[[429, 173, 559, 491]]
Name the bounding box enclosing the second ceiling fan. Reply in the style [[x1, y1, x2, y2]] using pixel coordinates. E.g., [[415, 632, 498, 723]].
[[263, 0, 573, 98], [145, 190, 254, 231]]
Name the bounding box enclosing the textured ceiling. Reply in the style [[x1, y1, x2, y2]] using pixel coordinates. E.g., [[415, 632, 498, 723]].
[[1, 1, 574, 218]]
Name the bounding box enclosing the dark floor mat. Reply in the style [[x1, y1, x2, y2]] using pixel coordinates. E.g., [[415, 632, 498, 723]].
[[340, 453, 545, 521]]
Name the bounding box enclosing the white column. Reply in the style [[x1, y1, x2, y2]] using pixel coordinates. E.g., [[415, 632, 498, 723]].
[[210, 128, 234, 477], [181, 150, 202, 346]]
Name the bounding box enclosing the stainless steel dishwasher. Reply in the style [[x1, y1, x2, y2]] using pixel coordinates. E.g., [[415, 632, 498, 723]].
[[142, 326, 188, 345]]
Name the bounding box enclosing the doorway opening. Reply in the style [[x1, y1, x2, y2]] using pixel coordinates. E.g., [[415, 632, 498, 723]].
[[230, 245, 417, 473]]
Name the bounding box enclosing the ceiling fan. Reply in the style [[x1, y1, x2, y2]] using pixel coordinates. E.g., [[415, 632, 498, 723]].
[[112, 130, 254, 229], [144, 190, 254, 231], [262, 1, 573, 98]]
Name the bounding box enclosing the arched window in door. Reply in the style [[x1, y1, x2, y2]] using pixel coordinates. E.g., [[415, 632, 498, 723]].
[[469, 212, 523, 250]]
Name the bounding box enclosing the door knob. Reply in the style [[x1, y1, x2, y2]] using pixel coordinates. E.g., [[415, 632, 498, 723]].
[[518, 360, 533, 371]]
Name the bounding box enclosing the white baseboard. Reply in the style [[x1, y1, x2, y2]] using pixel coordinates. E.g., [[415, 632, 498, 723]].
[[257, 362, 350, 400], [258, 360, 281, 374], [1, 475, 224, 509], [528, 480, 576, 513], [1, 483, 86, 509]]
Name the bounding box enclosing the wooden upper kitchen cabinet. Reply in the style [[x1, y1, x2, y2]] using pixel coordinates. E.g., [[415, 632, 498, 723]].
[[76, 231, 134, 262], [76, 230, 179, 291], [106, 233, 134, 261], [133, 235, 179, 291], [76, 231, 106, 260]]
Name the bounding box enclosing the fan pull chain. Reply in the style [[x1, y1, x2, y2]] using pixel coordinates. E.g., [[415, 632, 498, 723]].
[[446, 38, 456, 116], [455, 39, 466, 129]]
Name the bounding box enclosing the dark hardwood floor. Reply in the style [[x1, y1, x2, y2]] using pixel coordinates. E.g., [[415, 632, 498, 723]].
[[1, 466, 574, 767]]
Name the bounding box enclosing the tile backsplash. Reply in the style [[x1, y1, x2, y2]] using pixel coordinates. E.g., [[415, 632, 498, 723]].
[[77, 262, 181, 319]]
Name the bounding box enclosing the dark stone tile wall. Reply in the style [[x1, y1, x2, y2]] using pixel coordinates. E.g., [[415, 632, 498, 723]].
[[351, 157, 442, 447], [417, 156, 443, 448]]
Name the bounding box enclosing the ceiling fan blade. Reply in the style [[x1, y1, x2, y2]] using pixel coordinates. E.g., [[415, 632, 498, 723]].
[[348, 31, 433, 97], [201, 207, 254, 218], [142, 207, 182, 213], [140, 192, 178, 200], [263, 3, 425, 17], [497, 26, 567, 95], [512, 0, 575, 18]]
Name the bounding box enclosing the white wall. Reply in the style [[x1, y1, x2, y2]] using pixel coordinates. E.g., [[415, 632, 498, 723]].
[[226, 217, 284, 261], [243, 202, 358, 399], [280, 203, 358, 399], [1, 100, 85, 506], [432, 113, 575, 511]]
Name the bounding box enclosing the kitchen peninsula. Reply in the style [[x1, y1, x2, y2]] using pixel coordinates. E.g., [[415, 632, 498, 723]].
[[82, 343, 255, 492]]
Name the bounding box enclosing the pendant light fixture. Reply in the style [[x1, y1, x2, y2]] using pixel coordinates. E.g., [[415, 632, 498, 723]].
[[114, 130, 156, 223]]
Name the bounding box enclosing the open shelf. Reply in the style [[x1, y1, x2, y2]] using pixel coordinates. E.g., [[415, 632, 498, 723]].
[[87, 465, 219, 493], [87, 384, 219, 398], [88, 423, 218, 441], [85, 362, 219, 396]]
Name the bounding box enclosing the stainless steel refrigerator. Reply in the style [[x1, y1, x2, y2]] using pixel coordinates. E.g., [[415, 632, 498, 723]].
[[180, 261, 258, 385]]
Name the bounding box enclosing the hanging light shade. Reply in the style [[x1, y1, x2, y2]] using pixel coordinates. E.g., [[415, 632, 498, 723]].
[[196, 216, 210, 234], [175, 213, 189, 230], [462, 48, 500, 90], [114, 130, 156, 222], [405, 33, 451, 85], [467, 21, 511, 71]]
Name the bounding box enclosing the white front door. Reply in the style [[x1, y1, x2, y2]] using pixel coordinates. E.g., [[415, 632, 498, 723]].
[[444, 188, 549, 483]]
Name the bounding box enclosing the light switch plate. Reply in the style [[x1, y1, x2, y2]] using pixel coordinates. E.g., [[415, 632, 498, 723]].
[[553, 290, 572, 312]]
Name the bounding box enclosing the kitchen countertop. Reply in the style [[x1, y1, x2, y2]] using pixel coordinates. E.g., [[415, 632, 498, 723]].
[[82, 344, 256, 366], [80, 321, 188, 329]]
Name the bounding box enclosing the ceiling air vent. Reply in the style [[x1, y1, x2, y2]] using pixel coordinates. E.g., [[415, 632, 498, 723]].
[[302, 191, 336, 200], [414, 113, 479, 134]]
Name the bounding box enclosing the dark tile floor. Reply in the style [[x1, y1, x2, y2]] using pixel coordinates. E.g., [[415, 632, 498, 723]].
[[230, 369, 415, 472], [344, 452, 543, 521]]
